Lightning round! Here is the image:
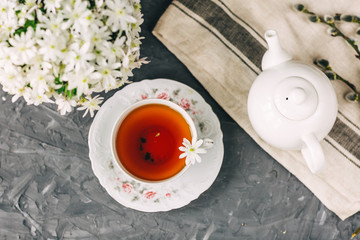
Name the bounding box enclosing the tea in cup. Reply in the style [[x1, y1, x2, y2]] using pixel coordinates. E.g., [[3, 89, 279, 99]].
[[110, 99, 197, 184]]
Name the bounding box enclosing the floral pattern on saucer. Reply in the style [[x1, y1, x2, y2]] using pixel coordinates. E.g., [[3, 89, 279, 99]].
[[88, 79, 223, 212]]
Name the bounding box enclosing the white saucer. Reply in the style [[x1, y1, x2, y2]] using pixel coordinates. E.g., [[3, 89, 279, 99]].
[[88, 79, 224, 212]]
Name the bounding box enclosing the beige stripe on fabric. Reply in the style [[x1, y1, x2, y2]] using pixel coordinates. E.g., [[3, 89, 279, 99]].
[[155, 1, 257, 116], [324, 137, 360, 169], [212, 0, 267, 47], [153, 1, 360, 220]]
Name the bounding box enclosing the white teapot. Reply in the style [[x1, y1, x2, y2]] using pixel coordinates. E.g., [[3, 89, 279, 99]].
[[247, 30, 338, 173]]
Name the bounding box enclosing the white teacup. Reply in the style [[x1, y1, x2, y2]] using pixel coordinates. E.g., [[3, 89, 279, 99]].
[[110, 99, 198, 184]]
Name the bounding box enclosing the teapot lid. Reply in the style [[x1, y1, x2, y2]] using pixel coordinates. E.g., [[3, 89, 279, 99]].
[[274, 76, 318, 121]]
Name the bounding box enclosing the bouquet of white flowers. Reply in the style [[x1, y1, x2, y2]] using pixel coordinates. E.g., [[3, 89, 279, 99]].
[[0, 0, 146, 117]]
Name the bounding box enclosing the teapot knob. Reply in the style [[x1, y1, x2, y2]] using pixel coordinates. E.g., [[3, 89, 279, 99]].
[[274, 76, 318, 121], [289, 87, 306, 104]]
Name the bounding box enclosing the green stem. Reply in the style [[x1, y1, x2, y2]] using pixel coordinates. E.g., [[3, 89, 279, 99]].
[[296, 4, 360, 59], [322, 20, 360, 59], [352, 225, 360, 239]]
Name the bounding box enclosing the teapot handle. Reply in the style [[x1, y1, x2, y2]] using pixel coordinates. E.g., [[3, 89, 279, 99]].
[[301, 133, 326, 173]]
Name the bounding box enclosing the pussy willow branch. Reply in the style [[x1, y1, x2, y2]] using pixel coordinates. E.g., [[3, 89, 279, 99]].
[[296, 4, 360, 102], [314, 59, 360, 101], [296, 4, 360, 59], [334, 13, 360, 25]]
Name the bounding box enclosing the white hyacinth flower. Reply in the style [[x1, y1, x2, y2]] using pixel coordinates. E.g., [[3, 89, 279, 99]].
[[0, 1, 17, 21], [0, 15, 18, 41], [27, 68, 53, 95], [63, 42, 96, 72], [61, 0, 91, 31], [43, 0, 62, 13], [96, 41, 117, 63], [8, 28, 37, 65], [103, 0, 137, 32], [77, 95, 104, 117], [0, 65, 25, 93], [89, 25, 111, 49], [37, 29, 67, 62], [55, 97, 77, 115], [25, 90, 54, 106], [95, 0, 104, 8], [63, 66, 102, 97], [96, 58, 122, 92], [0, 44, 17, 68], [37, 11, 66, 35], [25, 0, 38, 8]]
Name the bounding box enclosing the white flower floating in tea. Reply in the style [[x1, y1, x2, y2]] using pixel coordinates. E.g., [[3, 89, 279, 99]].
[[179, 138, 214, 165]]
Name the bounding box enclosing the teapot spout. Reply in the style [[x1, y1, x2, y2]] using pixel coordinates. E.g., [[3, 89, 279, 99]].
[[262, 30, 292, 70]]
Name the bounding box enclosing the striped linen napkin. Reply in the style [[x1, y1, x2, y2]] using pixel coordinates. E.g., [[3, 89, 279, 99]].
[[153, 0, 360, 220]]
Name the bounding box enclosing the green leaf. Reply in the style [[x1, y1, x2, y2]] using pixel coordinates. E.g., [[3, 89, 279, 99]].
[[66, 88, 77, 99], [56, 85, 66, 94], [14, 27, 26, 36], [54, 75, 62, 85], [66, 90, 73, 99], [24, 18, 37, 30], [14, 18, 37, 36]]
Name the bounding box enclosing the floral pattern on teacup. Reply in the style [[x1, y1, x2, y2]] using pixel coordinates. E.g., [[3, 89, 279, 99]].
[[136, 88, 207, 136]]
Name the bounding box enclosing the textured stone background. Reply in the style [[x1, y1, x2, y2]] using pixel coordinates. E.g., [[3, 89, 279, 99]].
[[0, 1, 360, 239]]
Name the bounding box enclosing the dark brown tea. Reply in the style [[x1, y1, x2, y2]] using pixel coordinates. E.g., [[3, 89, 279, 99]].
[[115, 104, 192, 181]]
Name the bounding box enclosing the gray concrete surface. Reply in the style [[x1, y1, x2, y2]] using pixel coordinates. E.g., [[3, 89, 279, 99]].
[[0, 1, 359, 239]]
